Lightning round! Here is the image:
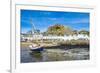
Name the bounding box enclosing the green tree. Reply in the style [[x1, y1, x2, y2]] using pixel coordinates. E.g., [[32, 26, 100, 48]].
[[79, 30, 89, 36], [46, 24, 73, 36]]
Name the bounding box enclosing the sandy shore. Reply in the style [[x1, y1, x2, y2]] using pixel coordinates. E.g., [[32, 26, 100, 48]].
[[21, 42, 58, 48], [21, 39, 89, 51]]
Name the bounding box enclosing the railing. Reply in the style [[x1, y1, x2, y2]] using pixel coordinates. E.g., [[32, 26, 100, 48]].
[[21, 34, 89, 41]]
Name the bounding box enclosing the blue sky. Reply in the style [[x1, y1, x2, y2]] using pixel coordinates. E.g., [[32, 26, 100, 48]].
[[21, 9, 90, 33]]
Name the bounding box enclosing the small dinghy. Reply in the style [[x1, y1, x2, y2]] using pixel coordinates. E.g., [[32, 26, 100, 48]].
[[29, 44, 44, 52]]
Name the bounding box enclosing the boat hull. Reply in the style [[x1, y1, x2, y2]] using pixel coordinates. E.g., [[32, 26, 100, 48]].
[[30, 47, 44, 52]]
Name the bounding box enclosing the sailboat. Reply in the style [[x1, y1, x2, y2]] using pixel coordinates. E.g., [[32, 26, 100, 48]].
[[29, 19, 44, 52], [29, 44, 44, 52]]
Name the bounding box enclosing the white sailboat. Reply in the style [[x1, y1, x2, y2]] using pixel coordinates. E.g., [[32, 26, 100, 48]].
[[29, 19, 44, 52]]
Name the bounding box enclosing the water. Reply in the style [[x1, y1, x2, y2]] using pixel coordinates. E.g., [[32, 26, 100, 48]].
[[21, 47, 89, 63]]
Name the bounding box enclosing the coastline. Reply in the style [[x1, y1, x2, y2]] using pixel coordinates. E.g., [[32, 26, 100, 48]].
[[21, 39, 89, 49]]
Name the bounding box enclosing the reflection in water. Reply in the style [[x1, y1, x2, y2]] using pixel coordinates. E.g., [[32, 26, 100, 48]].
[[21, 47, 89, 63], [29, 52, 43, 62]]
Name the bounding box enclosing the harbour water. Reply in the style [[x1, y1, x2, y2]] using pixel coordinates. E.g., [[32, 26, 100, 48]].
[[21, 46, 89, 63]]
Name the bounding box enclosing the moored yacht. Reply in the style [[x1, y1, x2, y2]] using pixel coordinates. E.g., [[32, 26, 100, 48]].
[[29, 44, 44, 52]]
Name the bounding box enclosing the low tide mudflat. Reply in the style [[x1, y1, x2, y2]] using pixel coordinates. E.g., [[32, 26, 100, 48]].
[[21, 41, 89, 63]]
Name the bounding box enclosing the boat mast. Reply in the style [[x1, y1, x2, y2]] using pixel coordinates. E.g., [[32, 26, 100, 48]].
[[30, 19, 35, 37]]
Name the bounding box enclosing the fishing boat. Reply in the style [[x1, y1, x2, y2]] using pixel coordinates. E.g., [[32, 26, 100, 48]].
[[29, 44, 44, 52]]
